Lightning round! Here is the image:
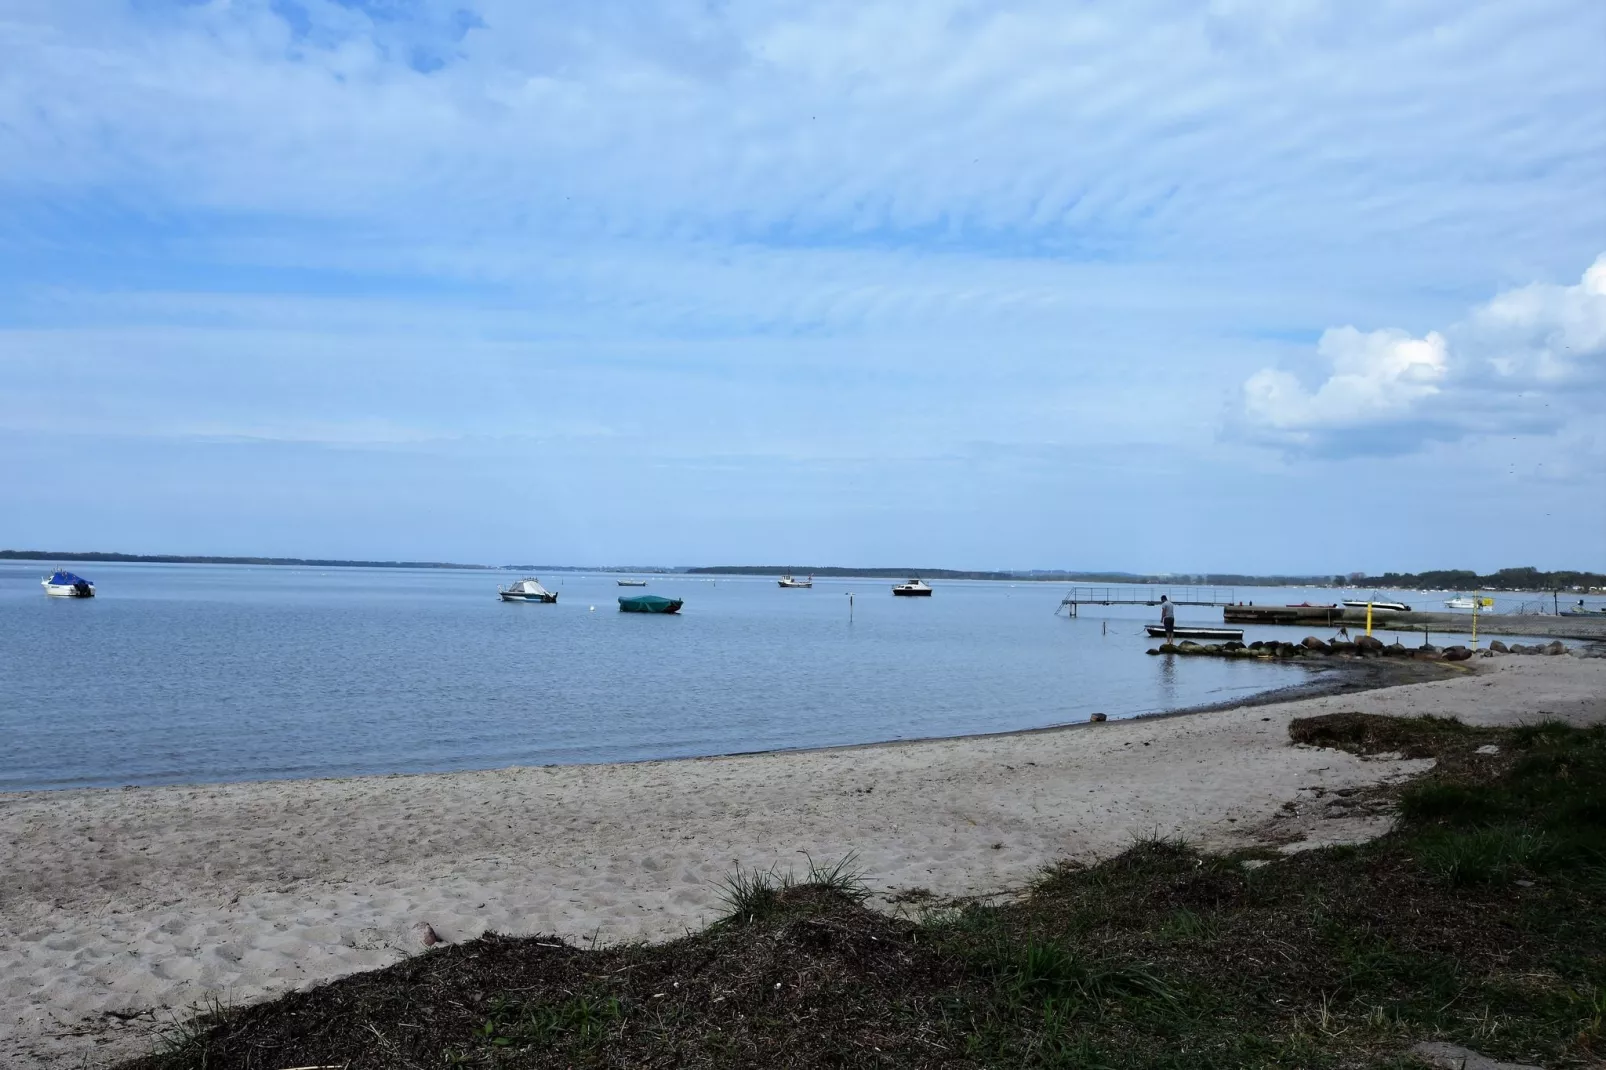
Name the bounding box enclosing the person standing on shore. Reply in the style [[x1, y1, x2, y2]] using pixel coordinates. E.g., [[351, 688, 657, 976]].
[[1160, 595, 1175, 644]]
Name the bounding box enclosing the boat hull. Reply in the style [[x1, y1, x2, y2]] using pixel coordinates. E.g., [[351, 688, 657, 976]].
[[499, 592, 557, 603], [778, 581, 812, 588], [1341, 601, 1411, 612], [42, 583, 94, 598], [1145, 625, 1243, 641], [892, 588, 932, 596]]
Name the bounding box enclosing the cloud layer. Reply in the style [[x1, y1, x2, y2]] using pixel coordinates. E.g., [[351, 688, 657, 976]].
[[1, 1, 1604, 566], [1240, 255, 1606, 455]]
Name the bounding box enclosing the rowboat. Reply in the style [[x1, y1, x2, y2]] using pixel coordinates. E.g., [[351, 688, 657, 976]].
[[892, 578, 933, 597], [616, 579, 649, 587], [498, 577, 557, 603], [619, 594, 683, 614], [42, 570, 95, 598], [1145, 625, 1243, 641]]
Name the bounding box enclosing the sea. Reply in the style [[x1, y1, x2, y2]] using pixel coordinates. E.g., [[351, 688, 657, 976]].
[[0, 562, 1507, 792]]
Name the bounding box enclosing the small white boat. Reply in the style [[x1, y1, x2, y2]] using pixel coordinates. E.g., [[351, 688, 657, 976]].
[[499, 577, 557, 603], [892, 577, 933, 597], [42, 570, 95, 598], [1342, 595, 1412, 612], [1442, 594, 1492, 610], [778, 574, 813, 588], [616, 579, 648, 587]]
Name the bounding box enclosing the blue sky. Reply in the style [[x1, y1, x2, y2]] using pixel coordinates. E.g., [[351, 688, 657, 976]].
[[2, 0, 1603, 572]]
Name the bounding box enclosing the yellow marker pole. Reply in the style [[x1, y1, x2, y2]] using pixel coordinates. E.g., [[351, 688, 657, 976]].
[[1366, 601, 1373, 637], [1471, 592, 1479, 650]]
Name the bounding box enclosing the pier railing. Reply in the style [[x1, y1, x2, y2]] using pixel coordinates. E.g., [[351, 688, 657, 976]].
[[1057, 585, 1236, 616]]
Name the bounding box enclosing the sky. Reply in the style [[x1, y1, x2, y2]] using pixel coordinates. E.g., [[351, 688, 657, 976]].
[[1, 0, 1603, 573]]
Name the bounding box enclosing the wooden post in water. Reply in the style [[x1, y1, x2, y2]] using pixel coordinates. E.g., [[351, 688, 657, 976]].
[[849, 592, 854, 623]]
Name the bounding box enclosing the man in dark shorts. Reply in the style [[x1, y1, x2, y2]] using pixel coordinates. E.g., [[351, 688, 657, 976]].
[[1160, 595, 1175, 644]]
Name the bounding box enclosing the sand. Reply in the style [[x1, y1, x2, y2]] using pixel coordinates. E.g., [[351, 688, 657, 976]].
[[3, 655, 1602, 1069]]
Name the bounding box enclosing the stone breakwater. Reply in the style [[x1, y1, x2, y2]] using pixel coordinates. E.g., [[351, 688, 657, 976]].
[[1147, 636, 1574, 662]]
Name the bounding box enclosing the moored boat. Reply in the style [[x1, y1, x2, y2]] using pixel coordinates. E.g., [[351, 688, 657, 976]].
[[498, 577, 558, 603], [1342, 595, 1412, 612], [616, 579, 649, 587], [1442, 594, 1493, 610], [1145, 625, 1243, 641], [42, 570, 95, 598], [778, 574, 813, 588], [619, 594, 683, 614], [892, 577, 933, 597]]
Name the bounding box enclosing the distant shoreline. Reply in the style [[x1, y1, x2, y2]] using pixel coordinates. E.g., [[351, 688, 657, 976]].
[[4, 551, 1601, 591], [0, 550, 494, 570]]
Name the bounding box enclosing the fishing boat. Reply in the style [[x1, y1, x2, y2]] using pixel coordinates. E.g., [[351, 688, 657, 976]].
[[498, 577, 557, 603], [619, 594, 683, 614], [892, 577, 933, 597], [616, 579, 649, 587], [1145, 625, 1243, 641], [1341, 595, 1412, 612], [778, 574, 813, 588], [41, 570, 95, 598]]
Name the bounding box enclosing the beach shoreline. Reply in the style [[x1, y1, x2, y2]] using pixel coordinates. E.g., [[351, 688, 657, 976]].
[[4, 655, 1602, 1070]]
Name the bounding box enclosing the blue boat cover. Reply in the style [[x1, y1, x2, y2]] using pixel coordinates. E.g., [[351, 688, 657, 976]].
[[49, 570, 90, 585]]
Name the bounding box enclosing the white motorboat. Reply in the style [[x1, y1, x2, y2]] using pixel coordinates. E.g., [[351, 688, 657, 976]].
[[892, 577, 933, 597], [499, 577, 557, 603], [42, 570, 95, 598], [1342, 595, 1412, 612], [1443, 594, 1494, 610], [778, 574, 813, 588]]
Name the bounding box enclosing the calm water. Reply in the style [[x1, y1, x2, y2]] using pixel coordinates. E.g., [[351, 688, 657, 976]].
[[0, 563, 1469, 791]]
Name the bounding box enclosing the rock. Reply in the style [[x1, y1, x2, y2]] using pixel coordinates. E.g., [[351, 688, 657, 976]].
[[1302, 636, 1331, 653], [1488, 640, 1509, 653], [1544, 640, 1567, 656], [1443, 646, 1472, 661], [1089, 712, 1107, 722], [1419, 643, 1439, 654], [1157, 643, 1179, 654], [1355, 635, 1385, 652], [1279, 643, 1304, 657], [1329, 640, 1357, 655], [1386, 641, 1410, 657], [1223, 641, 1245, 651], [1146, 647, 1161, 655], [1475, 744, 1500, 755], [1408, 1040, 1541, 1070], [1414, 649, 1443, 661], [1479, 649, 1497, 658], [1249, 640, 1266, 650], [1509, 643, 1532, 654], [414, 922, 445, 947]]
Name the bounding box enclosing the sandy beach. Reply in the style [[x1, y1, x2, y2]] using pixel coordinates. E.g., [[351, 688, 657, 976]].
[[3, 655, 1602, 1070]]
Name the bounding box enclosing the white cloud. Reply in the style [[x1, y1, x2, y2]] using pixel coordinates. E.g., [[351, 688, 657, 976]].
[[1240, 254, 1606, 454], [1244, 327, 1447, 431]]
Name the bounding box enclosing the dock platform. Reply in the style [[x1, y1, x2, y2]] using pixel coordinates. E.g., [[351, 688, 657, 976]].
[[1058, 585, 1236, 617]]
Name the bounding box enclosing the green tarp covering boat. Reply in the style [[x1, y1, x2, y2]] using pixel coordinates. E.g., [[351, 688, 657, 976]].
[[618, 594, 683, 614]]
